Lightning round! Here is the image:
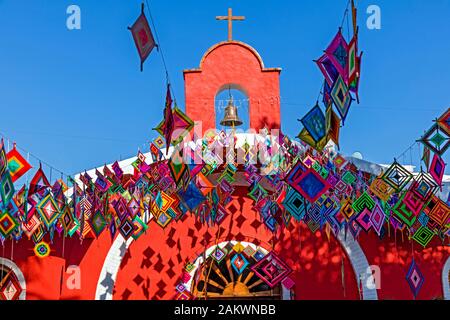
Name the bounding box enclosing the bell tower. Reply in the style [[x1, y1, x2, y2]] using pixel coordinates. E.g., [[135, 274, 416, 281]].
[[183, 8, 281, 135]]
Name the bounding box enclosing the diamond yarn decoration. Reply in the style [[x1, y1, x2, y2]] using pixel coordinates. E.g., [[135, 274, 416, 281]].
[[212, 247, 227, 263], [174, 291, 192, 300], [230, 253, 249, 275], [0, 211, 18, 238], [113, 197, 130, 221], [324, 29, 349, 80], [6, 146, 32, 183], [155, 211, 172, 229], [381, 161, 413, 192], [288, 168, 330, 203], [335, 179, 347, 194], [248, 182, 268, 203], [251, 252, 292, 288], [127, 197, 140, 218], [392, 197, 417, 227], [418, 123, 450, 156], [341, 198, 355, 220], [282, 187, 309, 221], [307, 203, 323, 225], [410, 172, 438, 202], [252, 249, 266, 262], [168, 150, 190, 188], [333, 154, 347, 169], [300, 104, 327, 143], [132, 215, 148, 240], [159, 192, 175, 213], [296, 128, 328, 152], [370, 203, 385, 235], [90, 210, 107, 237], [437, 108, 450, 136], [264, 215, 277, 232], [242, 245, 256, 259], [370, 176, 394, 202], [406, 259, 424, 299], [412, 226, 435, 247], [417, 211, 429, 227], [429, 153, 446, 186], [355, 208, 372, 232], [32, 225, 46, 243], [22, 214, 41, 239], [0, 173, 15, 208], [341, 171, 356, 185], [119, 217, 135, 240], [428, 199, 450, 227], [285, 161, 307, 186], [402, 189, 425, 217], [59, 206, 74, 236], [281, 276, 295, 290], [233, 242, 245, 253], [0, 272, 22, 300], [352, 191, 375, 213], [154, 105, 194, 148], [330, 76, 352, 124], [315, 54, 339, 87], [36, 194, 60, 228], [178, 182, 206, 211]]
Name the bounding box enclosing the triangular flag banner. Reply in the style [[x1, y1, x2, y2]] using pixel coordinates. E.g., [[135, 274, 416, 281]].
[[128, 3, 156, 71], [162, 84, 174, 154], [422, 146, 431, 170]]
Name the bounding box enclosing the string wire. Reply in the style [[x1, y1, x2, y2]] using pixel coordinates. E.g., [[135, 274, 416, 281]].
[[0, 131, 70, 180], [340, 0, 351, 29], [143, 0, 178, 106]]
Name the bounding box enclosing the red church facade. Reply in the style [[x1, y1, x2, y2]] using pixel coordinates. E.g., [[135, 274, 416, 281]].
[[1, 39, 449, 301]]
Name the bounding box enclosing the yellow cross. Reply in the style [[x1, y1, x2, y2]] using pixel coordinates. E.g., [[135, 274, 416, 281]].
[[216, 8, 245, 41]]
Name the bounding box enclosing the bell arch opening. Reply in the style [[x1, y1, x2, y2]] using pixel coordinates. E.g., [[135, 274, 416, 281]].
[[215, 84, 250, 132]]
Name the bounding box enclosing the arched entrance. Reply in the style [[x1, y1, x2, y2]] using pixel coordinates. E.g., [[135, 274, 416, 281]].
[[0, 258, 26, 300], [185, 241, 291, 300], [443, 256, 450, 300]]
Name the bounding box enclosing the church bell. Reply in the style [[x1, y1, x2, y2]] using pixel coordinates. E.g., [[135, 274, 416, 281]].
[[220, 97, 243, 127]]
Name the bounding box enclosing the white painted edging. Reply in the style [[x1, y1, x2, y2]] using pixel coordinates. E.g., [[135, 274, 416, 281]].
[[95, 210, 153, 300], [336, 229, 378, 300], [443, 256, 450, 300], [0, 258, 26, 300]]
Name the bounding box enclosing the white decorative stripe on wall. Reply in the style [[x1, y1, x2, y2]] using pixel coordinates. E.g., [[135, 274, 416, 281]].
[[0, 258, 26, 300], [443, 256, 450, 300], [95, 210, 153, 300], [337, 229, 378, 300]]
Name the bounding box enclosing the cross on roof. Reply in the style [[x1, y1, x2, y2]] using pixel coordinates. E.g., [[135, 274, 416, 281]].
[[216, 8, 245, 42]]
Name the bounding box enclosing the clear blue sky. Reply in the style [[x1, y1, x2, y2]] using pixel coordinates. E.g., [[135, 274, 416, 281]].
[[0, 0, 449, 180]]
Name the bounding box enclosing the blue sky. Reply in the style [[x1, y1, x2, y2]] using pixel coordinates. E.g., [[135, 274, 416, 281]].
[[0, 0, 449, 180]]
